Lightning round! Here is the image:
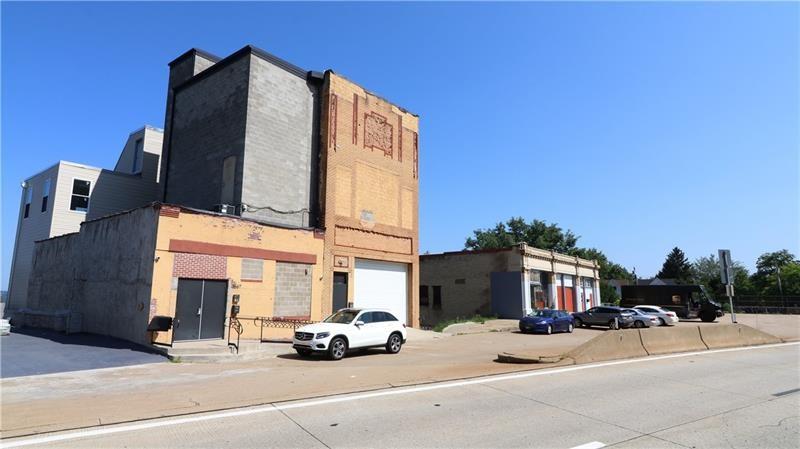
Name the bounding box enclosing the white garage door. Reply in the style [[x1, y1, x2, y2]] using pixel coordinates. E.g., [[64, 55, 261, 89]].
[[354, 259, 408, 324]]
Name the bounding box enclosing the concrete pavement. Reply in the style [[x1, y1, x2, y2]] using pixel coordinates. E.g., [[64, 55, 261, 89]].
[[4, 343, 798, 448], [0, 328, 598, 437]]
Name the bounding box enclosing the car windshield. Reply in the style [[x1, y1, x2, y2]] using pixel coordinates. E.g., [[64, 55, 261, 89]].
[[323, 310, 359, 324], [529, 310, 556, 318]]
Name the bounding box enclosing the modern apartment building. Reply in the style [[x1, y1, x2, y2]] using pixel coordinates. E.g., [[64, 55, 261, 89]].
[[6, 126, 163, 312]]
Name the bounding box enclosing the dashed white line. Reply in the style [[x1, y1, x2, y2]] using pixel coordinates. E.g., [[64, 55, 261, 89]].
[[1, 341, 796, 448], [570, 441, 606, 449]]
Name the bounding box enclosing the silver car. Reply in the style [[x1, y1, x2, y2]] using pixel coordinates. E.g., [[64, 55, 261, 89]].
[[623, 308, 659, 328], [633, 305, 680, 326]]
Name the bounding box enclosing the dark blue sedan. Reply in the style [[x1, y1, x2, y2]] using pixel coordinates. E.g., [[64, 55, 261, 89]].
[[519, 309, 575, 335]]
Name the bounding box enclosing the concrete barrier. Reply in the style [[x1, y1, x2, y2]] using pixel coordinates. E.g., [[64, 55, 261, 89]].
[[640, 325, 708, 355], [564, 329, 649, 364], [700, 324, 782, 349], [496, 324, 785, 365]]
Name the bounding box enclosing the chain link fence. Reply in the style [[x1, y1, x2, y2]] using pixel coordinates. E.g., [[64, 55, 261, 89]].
[[729, 295, 800, 314]]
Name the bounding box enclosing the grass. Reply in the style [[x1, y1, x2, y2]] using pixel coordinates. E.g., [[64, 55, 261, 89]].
[[432, 314, 497, 333]]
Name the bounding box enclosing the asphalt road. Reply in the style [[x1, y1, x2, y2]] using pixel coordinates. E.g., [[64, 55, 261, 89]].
[[3, 343, 798, 449]]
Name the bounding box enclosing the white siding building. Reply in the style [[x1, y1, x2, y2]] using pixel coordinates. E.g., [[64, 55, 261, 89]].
[[6, 126, 163, 313]]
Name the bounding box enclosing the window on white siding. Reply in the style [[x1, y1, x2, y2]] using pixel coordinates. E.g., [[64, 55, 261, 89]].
[[70, 179, 91, 212], [41, 178, 51, 213], [23, 186, 32, 218], [241, 258, 263, 281], [132, 138, 143, 173]]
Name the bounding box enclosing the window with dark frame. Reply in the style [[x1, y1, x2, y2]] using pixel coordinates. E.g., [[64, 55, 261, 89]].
[[419, 285, 429, 306], [433, 286, 442, 310], [132, 138, 144, 173], [23, 186, 32, 218], [70, 179, 91, 212], [41, 178, 51, 213]]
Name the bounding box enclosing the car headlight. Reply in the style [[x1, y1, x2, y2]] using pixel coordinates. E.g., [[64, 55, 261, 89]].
[[315, 332, 330, 339]]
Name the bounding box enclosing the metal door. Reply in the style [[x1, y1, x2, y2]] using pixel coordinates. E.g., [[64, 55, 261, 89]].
[[174, 279, 203, 341], [174, 279, 227, 341], [199, 280, 227, 339], [333, 272, 348, 312]]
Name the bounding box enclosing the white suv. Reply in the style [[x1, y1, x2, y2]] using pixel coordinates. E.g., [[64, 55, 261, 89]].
[[292, 308, 407, 360]]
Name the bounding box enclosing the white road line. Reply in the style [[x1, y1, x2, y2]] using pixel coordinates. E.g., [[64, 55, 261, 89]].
[[570, 442, 606, 449], [1, 341, 797, 448]]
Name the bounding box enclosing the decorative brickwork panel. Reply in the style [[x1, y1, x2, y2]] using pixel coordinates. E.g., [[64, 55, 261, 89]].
[[241, 258, 264, 281], [329, 93, 338, 150], [412, 131, 419, 179], [274, 262, 312, 317], [363, 112, 393, 157], [172, 253, 227, 280]]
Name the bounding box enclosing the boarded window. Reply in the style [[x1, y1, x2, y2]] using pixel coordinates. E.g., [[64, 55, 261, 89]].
[[241, 258, 263, 281], [419, 285, 429, 306], [132, 138, 144, 173], [274, 262, 312, 318], [433, 286, 442, 310], [221, 155, 236, 205]]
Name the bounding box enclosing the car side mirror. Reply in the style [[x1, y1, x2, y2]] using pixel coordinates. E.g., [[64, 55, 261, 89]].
[[355, 321, 365, 327]]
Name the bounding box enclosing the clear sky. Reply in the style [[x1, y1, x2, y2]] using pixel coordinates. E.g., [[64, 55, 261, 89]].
[[2, 2, 798, 289]]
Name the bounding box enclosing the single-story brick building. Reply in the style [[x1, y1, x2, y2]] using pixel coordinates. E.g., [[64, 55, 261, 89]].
[[419, 244, 601, 327]]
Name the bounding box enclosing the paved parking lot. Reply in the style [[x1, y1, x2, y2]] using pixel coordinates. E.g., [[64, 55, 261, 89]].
[[0, 327, 166, 378]]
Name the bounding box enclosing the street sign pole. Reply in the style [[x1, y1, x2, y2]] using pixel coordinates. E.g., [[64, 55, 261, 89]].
[[719, 249, 736, 324]]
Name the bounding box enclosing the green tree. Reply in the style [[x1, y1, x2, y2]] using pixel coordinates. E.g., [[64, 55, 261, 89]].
[[599, 282, 620, 305], [750, 250, 799, 294], [656, 247, 692, 282], [465, 217, 579, 254], [691, 254, 753, 298]]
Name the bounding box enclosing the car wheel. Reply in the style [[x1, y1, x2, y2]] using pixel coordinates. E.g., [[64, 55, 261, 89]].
[[574, 318, 584, 328], [295, 348, 312, 357], [608, 319, 619, 330], [634, 320, 645, 328], [700, 312, 716, 323], [386, 333, 403, 354], [546, 325, 552, 335], [658, 318, 666, 326], [568, 323, 574, 333], [328, 337, 347, 360]]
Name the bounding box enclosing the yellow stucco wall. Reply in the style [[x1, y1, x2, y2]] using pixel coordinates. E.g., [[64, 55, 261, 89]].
[[149, 207, 325, 344]]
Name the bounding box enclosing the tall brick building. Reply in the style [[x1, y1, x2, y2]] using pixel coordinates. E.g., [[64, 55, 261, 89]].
[[160, 46, 420, 327]]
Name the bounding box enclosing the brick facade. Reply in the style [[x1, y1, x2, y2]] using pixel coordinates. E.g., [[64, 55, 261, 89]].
[[172, 253, 227, 280], [319, 73, 420, 325]]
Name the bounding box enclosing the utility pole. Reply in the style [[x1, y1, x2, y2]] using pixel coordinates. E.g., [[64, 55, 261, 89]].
[[776, 265, 784, 308]]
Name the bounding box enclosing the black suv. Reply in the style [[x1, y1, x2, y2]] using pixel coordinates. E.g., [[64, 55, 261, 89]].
[[572, 306, 635, 330]]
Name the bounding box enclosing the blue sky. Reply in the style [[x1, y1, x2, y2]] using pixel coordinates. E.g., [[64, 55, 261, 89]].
[[2, 2, 798, 288]]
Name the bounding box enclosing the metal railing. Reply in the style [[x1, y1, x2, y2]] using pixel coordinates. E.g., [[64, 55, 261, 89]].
[[227, 317, 243, 353], [227, 315, 318, 343]]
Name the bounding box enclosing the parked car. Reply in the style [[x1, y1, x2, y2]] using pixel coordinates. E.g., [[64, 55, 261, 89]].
[[633, 305, 680, 326], [572, 306, 635, 330], [623, 308, 659, 328], [620, 285, 723, 322], [292, 308, 407, 360], [519, 309, 574, 334]]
